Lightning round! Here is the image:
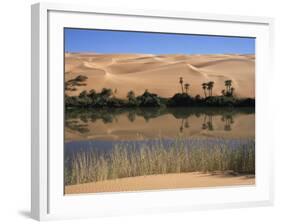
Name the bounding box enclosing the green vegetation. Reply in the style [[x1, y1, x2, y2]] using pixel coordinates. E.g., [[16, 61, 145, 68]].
[[64, 137, 255, 185], [65, 75, 88, 91], [65, 75, 255, 108]]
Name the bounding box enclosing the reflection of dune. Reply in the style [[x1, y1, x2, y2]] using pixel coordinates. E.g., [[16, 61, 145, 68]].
[[65, 53, 255, 98]]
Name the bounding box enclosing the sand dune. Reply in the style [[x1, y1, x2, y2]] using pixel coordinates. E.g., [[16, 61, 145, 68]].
[[65, 172, 255, 194], [65, 53, 255, 98]]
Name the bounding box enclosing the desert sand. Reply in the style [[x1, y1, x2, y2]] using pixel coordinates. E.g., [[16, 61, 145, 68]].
[[65, 53, 255, 98], [65, 172, 255, 194]]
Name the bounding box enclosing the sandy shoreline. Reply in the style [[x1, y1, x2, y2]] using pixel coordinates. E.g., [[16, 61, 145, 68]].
[[65, 172, 255, 194]]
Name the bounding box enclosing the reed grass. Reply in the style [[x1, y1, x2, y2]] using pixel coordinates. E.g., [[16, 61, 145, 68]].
[[64, 137, 255, 185]]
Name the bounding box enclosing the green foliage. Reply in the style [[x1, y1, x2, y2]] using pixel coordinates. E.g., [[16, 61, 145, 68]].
[[64, 78, 255, 108], [127, 90, 139, 107], [204, 96, 236, 107], [79, 90, 88, 98], [167, 93, 194, 106], [65, 75, 88, 91], [235, 98, 255, 107], [206, 81, 215, 97], [100, 88, 112, 98], [136, 90, 161, 107], [107, 97, 127, 108], [88, 89, 97, 98]]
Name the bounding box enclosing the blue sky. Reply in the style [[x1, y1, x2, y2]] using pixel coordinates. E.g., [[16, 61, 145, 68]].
[[64, 28, 255, 54]]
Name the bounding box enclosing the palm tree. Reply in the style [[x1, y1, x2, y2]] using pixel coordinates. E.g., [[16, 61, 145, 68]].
[[79, 90, 88, 98], [202, 83, 207, 98], [207, 81, 214, 96], [88, 89, 97, 98], [184, 119, 189, 128], [224, 80, 232, 95], [184, 83, 190, 94], [100, 88, 112, 98], [228, 80, 232, 91], [230, 87, 235, 96], [179, 77, 184, 93], [224, 80, 229, 92]]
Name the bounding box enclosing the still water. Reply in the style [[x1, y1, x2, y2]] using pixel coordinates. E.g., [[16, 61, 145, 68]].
[[65, 107, 255, 143]]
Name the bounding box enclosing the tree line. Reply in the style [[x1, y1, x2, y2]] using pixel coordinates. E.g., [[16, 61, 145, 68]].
[[65, 75, 255, 108], [179, 76, 234, 97]]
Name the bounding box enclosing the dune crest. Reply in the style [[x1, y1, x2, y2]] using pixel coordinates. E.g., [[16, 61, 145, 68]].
[[65, 53, 255, 98]]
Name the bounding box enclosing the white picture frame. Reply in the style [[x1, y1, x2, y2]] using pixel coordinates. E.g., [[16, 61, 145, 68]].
[[31, 2, 274, 221]]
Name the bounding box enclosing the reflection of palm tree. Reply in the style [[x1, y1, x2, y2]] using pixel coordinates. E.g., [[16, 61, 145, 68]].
[[179, 77, 184, 93], [207, 120, 214, 131], [179, 126, 183, 133], [202, 115, 214, 131], [179, 118, 189, 132], [221, 114, 234, 131], [127, 111, 136, 122], [179, 119, 184, 133], [202, 123, 207, 130], [202, 115, 207, 130], [184, 120, 189, 128], [102, 114, 114, 123], [224, 124, 231, 131]]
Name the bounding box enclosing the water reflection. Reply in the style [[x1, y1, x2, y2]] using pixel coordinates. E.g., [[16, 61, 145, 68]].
[[65, 107, 255, 141]]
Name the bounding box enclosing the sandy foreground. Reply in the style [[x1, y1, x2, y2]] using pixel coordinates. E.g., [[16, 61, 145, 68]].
[[65, 53, 255, 98], [65, 172, 255, 194]]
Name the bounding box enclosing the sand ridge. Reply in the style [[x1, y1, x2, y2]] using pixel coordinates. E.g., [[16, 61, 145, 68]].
[[65, 53, 255, 98]]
